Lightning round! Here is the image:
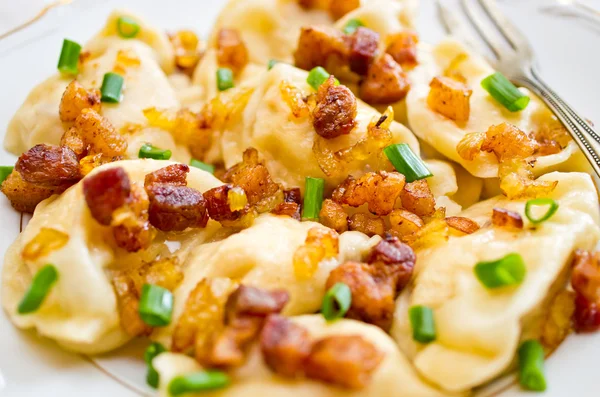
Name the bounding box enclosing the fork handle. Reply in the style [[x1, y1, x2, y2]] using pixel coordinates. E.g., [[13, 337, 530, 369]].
[[513, 69, 600, 179]]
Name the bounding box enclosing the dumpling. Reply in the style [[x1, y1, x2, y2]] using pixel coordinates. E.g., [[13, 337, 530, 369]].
[[391, 172, 600, 392], [1, 160, 223, 354], [406, 38, 587, 178], [154, 315, 452, 397]]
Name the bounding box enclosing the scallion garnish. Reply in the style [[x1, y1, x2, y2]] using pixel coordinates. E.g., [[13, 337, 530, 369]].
[[481, 72, 530, 112], [321, 282, 352, 321], [139, 144, 172, 160], [138, 284, 173, 327], [307, 66, 339, 90], [268, 59, 280, 70], [0, 166, 14, 184], [301, 177, 324, 220], [518, 340, 547, 391], [190, 159, 215, 174], [343, 19, 365, 35], [169, 371, 230, 395], [17, 264, 59, 314], [144, 342, 167, 389], [100, 72, 124, 103], [409, 305, 436, 343], [57, 39, 82, 75], [217, 68, 234, 91], [384, 143, 432, 182], [525, 198, 559, 225], [474, 253, 526, 289], [116, 16, 140, 38]]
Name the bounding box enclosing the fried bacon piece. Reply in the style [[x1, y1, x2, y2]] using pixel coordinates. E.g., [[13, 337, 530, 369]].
[[313, 76, 357, 139], [573, 294, 600, 333], [365, 235, 416, 290], [83, 167, 131, 225], [400, 179, 435, 217], [261, 314, 313, 377], [112, 184, 155, 252], [305, 335, 384, 389], [204, 184, 247, 222], [360, 54, 410, 104], [272, 188, 302, 220], [67, 109, 128, 157], [329, 0, 360, 19], [15, 144, 81, 186], [347, 27, 379, 76], [388, 209, 423, 238], [59, 80, 101, 122], [386, 31, 419, 69], [492, 208, 524, 229], [427, 76, 472, 123], [571, 250, 600, 333], [216, 28, 248, 73], [293, 227, 340, 280], [1, 171, 65, 213], [446, 216, 479, 234], [333, 171, 405, 216], [294, 26, 349, 72], [145, 163, 189, 187], [319, 199, 348, 233], [348, 213, 385, 237], [481, 123, 539, 161]]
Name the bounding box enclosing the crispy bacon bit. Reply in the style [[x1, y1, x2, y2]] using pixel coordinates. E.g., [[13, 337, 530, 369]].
[[1, 171, 64, 213], [366, 235, 415, 290], [571, 250, 600, 333], [59, 80, 101, 122], [333, 171, 405, 216], [71, 109, 128, 157], [260, 314, 313, 377], [305, 335, 384, 389], [492, 208, 524, 229], [446, 216, 479, 234], [573, 294, 600, 333], [400, 180, 435, 217], [21, 227, 69, 261], [293, 227, 340, 280], [204, 184, 247, 222], [313, 76, 357, 139], [272, 188, 302, 220], [348, 27, 379, 76], [481, 123, 539, 161], [280, 80, 311, 119], [15, 144, 80, 186], [319, 199, 348, 233], [169, 30, 203, 75], [360, 54, 410, 104], [542, 290, 575, 349], [111, 184, 154, 252], [348, 213, 385, 237], [389, 209, 423, 238], [216, 28, 248, 73], [427, 76, 472, 123], [386, 31, 419, 69], [294, 26, 349, 72], [329, 0, 360, 19], [145, 164, 189, 187], [83, 167, 131, 225]]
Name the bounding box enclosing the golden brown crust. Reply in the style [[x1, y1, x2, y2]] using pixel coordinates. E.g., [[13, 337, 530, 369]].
[[1, 171, 66, 213], [389, 208, 424, 238], [360, 54, 410, 104], [386, 31, 419, 69], [15, 144, 81, 186], [59, 80, 101, 123], [348, 213, 385, 236], [445, 216, 480, 234], [319, 199, 349, 233], [347, 27, 380, 76], [400, 179, 436, 217], [427, 76, 472, 123], [216, 28, 248, 73], [294, 26, 349, 72], [313, 76, 357, 139], [480, 123, 539, 161], [333, 171, 405, 216], [72, 109, 128, 157]]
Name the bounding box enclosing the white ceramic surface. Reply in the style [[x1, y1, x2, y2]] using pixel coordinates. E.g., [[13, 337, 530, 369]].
[[0, 0, 599, 396]]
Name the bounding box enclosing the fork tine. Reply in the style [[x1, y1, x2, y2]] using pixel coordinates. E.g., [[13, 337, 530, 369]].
[[435, 0, 480, 51], [477, 0, 531, 52], [460, 0, 504, 58]]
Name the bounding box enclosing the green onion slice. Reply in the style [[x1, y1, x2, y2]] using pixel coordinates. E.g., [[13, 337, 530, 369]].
[[169, 371, 230, 396], [268, 59, 280, 70], [306, 66, 339, 90], [0, 166, 14, 184], [302, 177, 325, 221], [321, 282, 352, 321], [384, 143, 432, 183], [139, 143, 172, 160], [17, 265, 59, 314], [57, 39, 82, 75], [100, 72, 124, 103], [138, 284, 173, 327], [117, 16, 141, 38], [343, 19, 365, 35], [481, 72, 530, 112], [217, 68, 234, 91], [190, 159, 215, 174], [518, 340, 547, 391], [409, 305, 437, 343], [525, 198, 559, 225], [474, 253, 526, 289], [144, 342, 167, 389]]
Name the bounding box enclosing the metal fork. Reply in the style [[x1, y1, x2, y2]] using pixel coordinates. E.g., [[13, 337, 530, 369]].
[[437, 0, 600, 178]]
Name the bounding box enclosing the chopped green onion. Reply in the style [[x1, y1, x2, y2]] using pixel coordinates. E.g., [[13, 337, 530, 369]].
[[268, 59, 280, 70], [474, 253, 526, 289], [190, 159, 215, 174], [525, 198, 559, 225], [144, 342, 167, 389], [57, 39, 82, 75], [321, 282, 352, 321], [384, 143, 432, 183], [138, 284, 173, 327], [518, 340, 547, 391], [100, 72, 124, 103], [302, 177, 325, 221], [169, 371, 230, 395], [343, 19, 365, 35], [409, 305, 436, 343], [139, 143, 172, 160], [17, 265, 59, 314], [0, 166, 14, 184], [306, 66, 339, 90], [217, 68, 234, 91], [481, 72, 530, 112], [116, 16, 140, 38]]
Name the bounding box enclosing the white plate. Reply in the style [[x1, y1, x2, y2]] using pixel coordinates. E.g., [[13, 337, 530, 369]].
[[1, 0, 599, 396]]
